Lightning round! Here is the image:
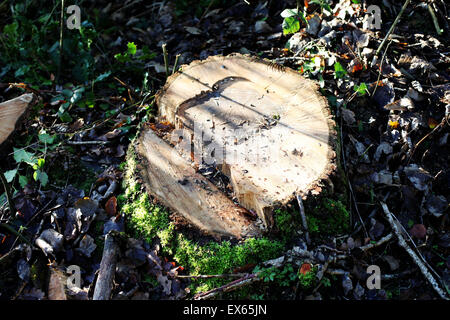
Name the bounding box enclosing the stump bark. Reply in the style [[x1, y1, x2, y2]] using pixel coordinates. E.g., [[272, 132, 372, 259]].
[[134, 53, 335, 238]]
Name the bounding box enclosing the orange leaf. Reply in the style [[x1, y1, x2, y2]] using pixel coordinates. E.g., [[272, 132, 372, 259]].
[[105, 196, 117, 216], [351, 62, 363, 73], [428, 118, 439, 129], [388, 120, 399, 129], [299, 263, 312, 275], [304, 0, 309, 8]]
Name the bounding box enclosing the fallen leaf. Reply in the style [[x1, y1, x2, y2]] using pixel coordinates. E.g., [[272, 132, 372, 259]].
[[410, 224, 427, 239], [105, 196, 117, 216], [299, 263, 312, 275]]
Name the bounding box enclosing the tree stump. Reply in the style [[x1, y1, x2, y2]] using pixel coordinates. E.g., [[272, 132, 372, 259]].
[[134, 53, 335, 238], [0, 93, 36, 149]]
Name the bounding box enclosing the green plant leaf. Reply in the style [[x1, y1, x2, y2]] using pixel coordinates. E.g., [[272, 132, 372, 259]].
[[33, 170, 48, 187], [94, 71, 111, 83], [38, 133, 55, 144], [19, 175, 28, 188], [4, 169, 18, 183], [310, 0, 332, 13], [282, 17, 300, 35], [37, 158, 45, 169], [127, 42, 137, 55], [13, 148, 36, 166], [334, 62, 347, 79], [353, 82, 368, 96]]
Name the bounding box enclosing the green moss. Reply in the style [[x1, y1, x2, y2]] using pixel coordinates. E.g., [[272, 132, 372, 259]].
[[298, 266, 318, 290], [121, 147, 284, 294], [274, 208, 300, 242], [307, 197, 350, 236]]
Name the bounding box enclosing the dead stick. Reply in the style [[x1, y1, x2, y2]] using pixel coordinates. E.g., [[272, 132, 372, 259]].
[[162, 43, 169, 78], [374, 0, 411, 61], [93, 232, 119, 300], [296, 194, 310, 245], [427, 2, 443, 35], [380, 202, 449, 300], [172, 54, 181, 74], [193, 274, 260, 300], [359, 233, 393, 251], [176, 273, 248, 279]]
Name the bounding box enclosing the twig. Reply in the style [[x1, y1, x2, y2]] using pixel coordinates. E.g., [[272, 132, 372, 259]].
[[113, 76, 141, 101], [162, 43, 169, 78], [380, 202, 449, 300], [373, 0, 411, 64], [66, 140, 111, 146], [57, 0, 65, 84], [193, 274, 260, 300], [0, 171, 16, 215], [175, 273, 248, 279], [372, 40, 393, 97], [172, 54, 181, 74], [198, 0, 215, 24], [427, 2, 443, 35], [339, 116, 368, 238], [0, 223, 31, 245], [93, 232, 119, 300], [296, 194, 310, 245], [359, 233, 393, 251], [407, 117, 446, 165]]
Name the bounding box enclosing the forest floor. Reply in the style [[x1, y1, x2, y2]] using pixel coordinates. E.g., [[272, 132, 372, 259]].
[[0, 0, 449, 300]]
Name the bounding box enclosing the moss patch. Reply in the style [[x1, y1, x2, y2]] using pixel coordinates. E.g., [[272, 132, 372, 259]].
[[307, 197, 350, 236], [120, 147, 284, 294]]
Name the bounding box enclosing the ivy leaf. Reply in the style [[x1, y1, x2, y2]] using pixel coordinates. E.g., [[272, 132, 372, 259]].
[[19, 175, 28, 188], [39, 172, 49, 187], [13, 148, 36, 166], [33, 170, 49, 187], [354, 82, 368, 96], [334, 62, 347, 79], [94, 71, 111, 83], [4, 169, 18, 183], [282, 17, 300, 35], [70, 87, 85, 104], [39, 133, 55, 144]]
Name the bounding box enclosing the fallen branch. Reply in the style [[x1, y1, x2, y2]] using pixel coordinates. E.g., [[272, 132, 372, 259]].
[[193, 274, 260, 300], [380, 202, 449, 300], [93, 232, 119, 300]]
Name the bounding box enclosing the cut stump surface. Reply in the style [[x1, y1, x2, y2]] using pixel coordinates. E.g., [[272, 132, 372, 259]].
[[136, 53, 335, 237]]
